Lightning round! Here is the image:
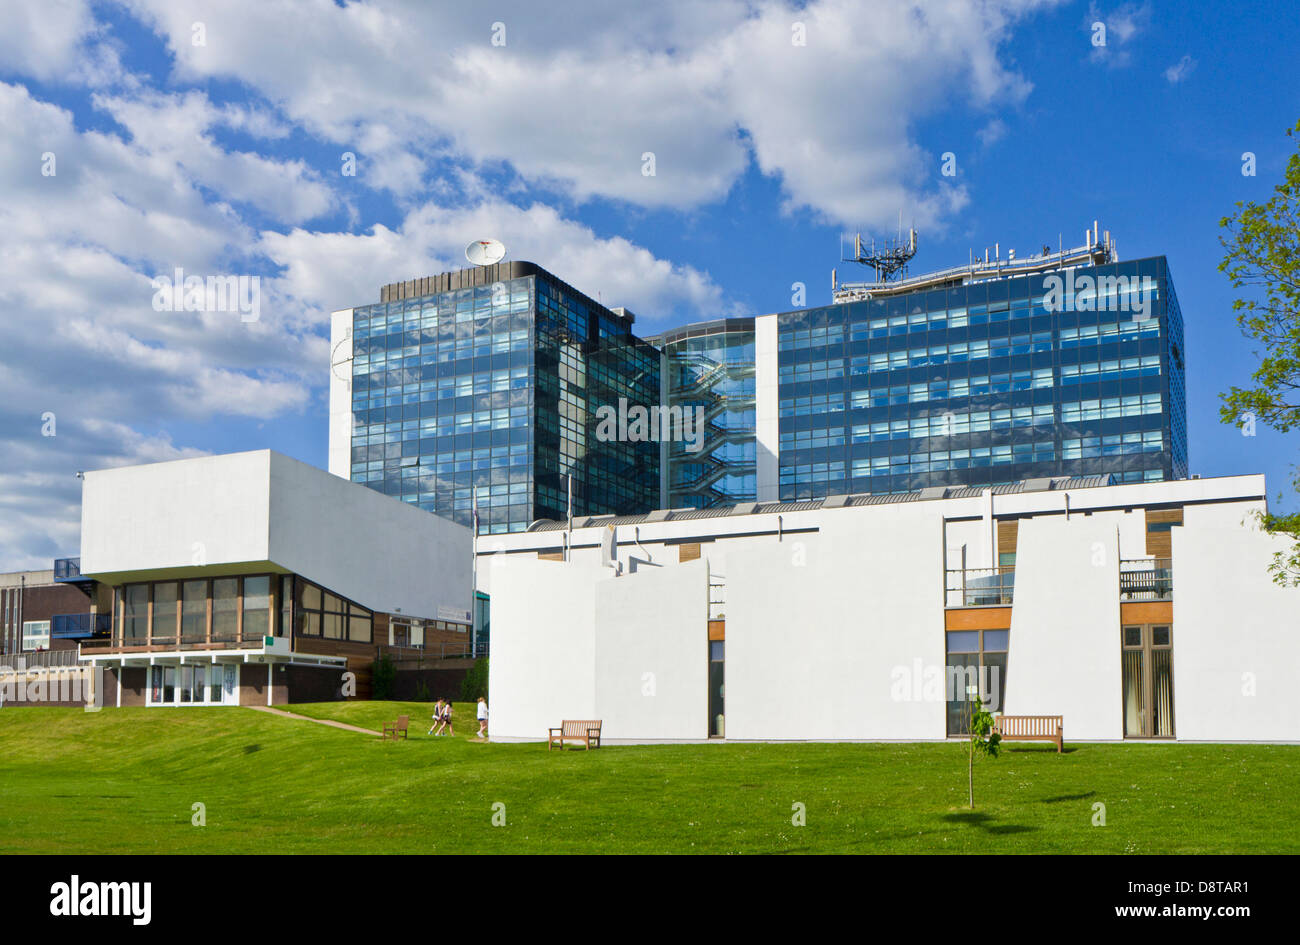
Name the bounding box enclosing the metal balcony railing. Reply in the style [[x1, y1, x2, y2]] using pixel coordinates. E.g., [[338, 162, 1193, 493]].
[[51, 613, 111, 639], [1120, 558, 1173, 601], [945, 568, 1015, 607], [53, 557, 91, 583], [709, 581, 725, 620]]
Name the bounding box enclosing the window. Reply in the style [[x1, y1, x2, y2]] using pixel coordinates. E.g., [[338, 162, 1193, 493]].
[[1122, 624, 1174, 737], [295, 578, 371, 643], [279, 576, 293, 638], [212, 579, 238, 641], [120, 584, 149, 642], [182, 581, 207, 641], [21, 620, 50, 651], [946, 628, 1009, 735], [242, 576, 270, 640], [152, 582, 178, 641]]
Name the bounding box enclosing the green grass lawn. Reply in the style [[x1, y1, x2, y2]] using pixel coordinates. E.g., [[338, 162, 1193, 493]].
[[1, 702, 1297, 853]]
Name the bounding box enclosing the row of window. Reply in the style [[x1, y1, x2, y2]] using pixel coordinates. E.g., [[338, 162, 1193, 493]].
[[846, 442, 1057, 476], [1062, 432, 1164, 458], [1061, 393, 1164, 422], [781, 288, 1162, 351], [780, 369, 1058, 417], [354, 329, 532, 367], [352, 406, 531, 436], [118, 576, 275, 643], [1059, 356, 1162, 384], [1059, 322, 1160, 348]]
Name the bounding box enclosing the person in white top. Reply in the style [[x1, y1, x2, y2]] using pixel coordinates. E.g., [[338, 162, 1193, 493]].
[[428, 698, 445, 736], [476, 697, 488, 738]]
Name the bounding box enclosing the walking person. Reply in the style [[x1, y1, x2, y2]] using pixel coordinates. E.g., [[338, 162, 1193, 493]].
[[428, 698, 445, 736], [442, 699, 454, 737], [476, 696, 488, 738]]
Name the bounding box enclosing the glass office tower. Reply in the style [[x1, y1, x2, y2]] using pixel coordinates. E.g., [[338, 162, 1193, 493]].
[[346, 262, 659, 534], [777, 256, 1186, 500], [651, 318, 758, 509]]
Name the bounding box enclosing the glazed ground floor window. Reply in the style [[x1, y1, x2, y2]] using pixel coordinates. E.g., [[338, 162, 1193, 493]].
[[946, 628, 1009, 736], [148, 663, 238, 706], [1122, 624, 1174, 738]]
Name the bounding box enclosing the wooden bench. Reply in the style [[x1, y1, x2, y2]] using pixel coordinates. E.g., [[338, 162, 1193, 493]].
[[993, 715, 1063, 752], [548, 719, 602, 750], [382, 715, 409, 740]]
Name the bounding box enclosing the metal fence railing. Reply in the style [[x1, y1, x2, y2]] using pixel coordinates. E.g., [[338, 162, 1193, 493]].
[[0, 648, 82, 669], [945, 568, 1015, 607], [1120, 558, 1173, 601], [378, 642, 479, 665]]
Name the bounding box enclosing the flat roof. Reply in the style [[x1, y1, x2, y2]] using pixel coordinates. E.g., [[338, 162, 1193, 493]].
[[524, 474, 1260, 532]]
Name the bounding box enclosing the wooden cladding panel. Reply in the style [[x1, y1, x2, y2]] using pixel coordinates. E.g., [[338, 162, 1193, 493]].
[[678, 543, 701, 562], [945, 607, 1013, 631], [708, 620, 725, 641], [537, 551, 563, 562], [997, 519, 1019, 557], [1120, 601, 1173, 625], [1145, 508, 1184, 557]]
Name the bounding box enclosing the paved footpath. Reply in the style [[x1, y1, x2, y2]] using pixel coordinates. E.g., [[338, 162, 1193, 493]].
[[247, 705, 380, 736]]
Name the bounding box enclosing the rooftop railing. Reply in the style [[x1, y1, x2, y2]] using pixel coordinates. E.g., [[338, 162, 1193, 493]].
[[945, 568, 1015, 607]]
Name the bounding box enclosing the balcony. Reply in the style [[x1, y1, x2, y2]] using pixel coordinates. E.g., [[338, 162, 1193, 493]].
[[1120, 558, 1173, 601], [53, 557, 94, 586], [51, 613, 111, 640], [80, 629, 273, 656], [946, 568, 1015, 607]]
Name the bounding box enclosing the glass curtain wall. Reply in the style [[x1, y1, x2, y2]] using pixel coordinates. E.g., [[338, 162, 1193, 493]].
[[657, 319, 757, 509], [777, 257, 1182, 499]]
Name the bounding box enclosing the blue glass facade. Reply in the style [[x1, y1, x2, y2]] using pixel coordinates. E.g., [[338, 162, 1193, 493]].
[[348, 266, 659, 533], [776, 256, 1186, 499], [651, 319, 757, 509]]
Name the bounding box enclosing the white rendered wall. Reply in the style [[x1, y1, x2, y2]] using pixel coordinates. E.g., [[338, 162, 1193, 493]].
[[81, 451, 274, 579], [266, 452, 470, 621], [328, 309, 353, 480], [725, 507, 948, 740], [487, 557, 600, 740], [1172, 520, 1300, 741], [1005, 516, 1123, 739], [754, 314, 779, 501], [81, 450, 470, 622], [593, 561, 709, 740]]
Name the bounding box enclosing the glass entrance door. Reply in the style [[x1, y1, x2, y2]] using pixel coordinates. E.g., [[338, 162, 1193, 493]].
[[708, 640, 724, 737], [1122, 624, 1174, 738]]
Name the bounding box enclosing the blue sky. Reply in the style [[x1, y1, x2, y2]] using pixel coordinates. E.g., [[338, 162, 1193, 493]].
[[0, 0, 1297, 569]]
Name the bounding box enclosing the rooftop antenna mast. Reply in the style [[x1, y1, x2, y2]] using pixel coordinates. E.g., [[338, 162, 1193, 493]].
[[843, 215, 918, 284]]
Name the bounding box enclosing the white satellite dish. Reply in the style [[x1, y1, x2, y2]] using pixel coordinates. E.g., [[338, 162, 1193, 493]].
[[465, 239, 506, 266]]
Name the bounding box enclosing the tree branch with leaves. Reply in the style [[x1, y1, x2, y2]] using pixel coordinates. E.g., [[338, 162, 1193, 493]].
[[1219, 119, 1300, 585]]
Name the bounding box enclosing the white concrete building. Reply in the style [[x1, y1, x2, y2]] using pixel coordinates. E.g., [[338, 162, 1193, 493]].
[[478, 473, 1300, 743], [76, 450, 472, 707]]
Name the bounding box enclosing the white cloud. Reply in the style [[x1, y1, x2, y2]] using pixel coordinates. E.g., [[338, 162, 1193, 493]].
[[93, 90, 337, 224], [1164, 54, 1197, 84], [118, 0, 1051, 228], [259, 197, 734, 327], [1087, 2, 1151, 68]]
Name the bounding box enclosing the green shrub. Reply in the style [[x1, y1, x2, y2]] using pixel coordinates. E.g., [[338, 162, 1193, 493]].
[[371, 654, 396, 701], [460, 657, 488, 702]]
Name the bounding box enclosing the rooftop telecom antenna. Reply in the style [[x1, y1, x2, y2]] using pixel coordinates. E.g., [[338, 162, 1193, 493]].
[[843, 214, 918, 284]]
